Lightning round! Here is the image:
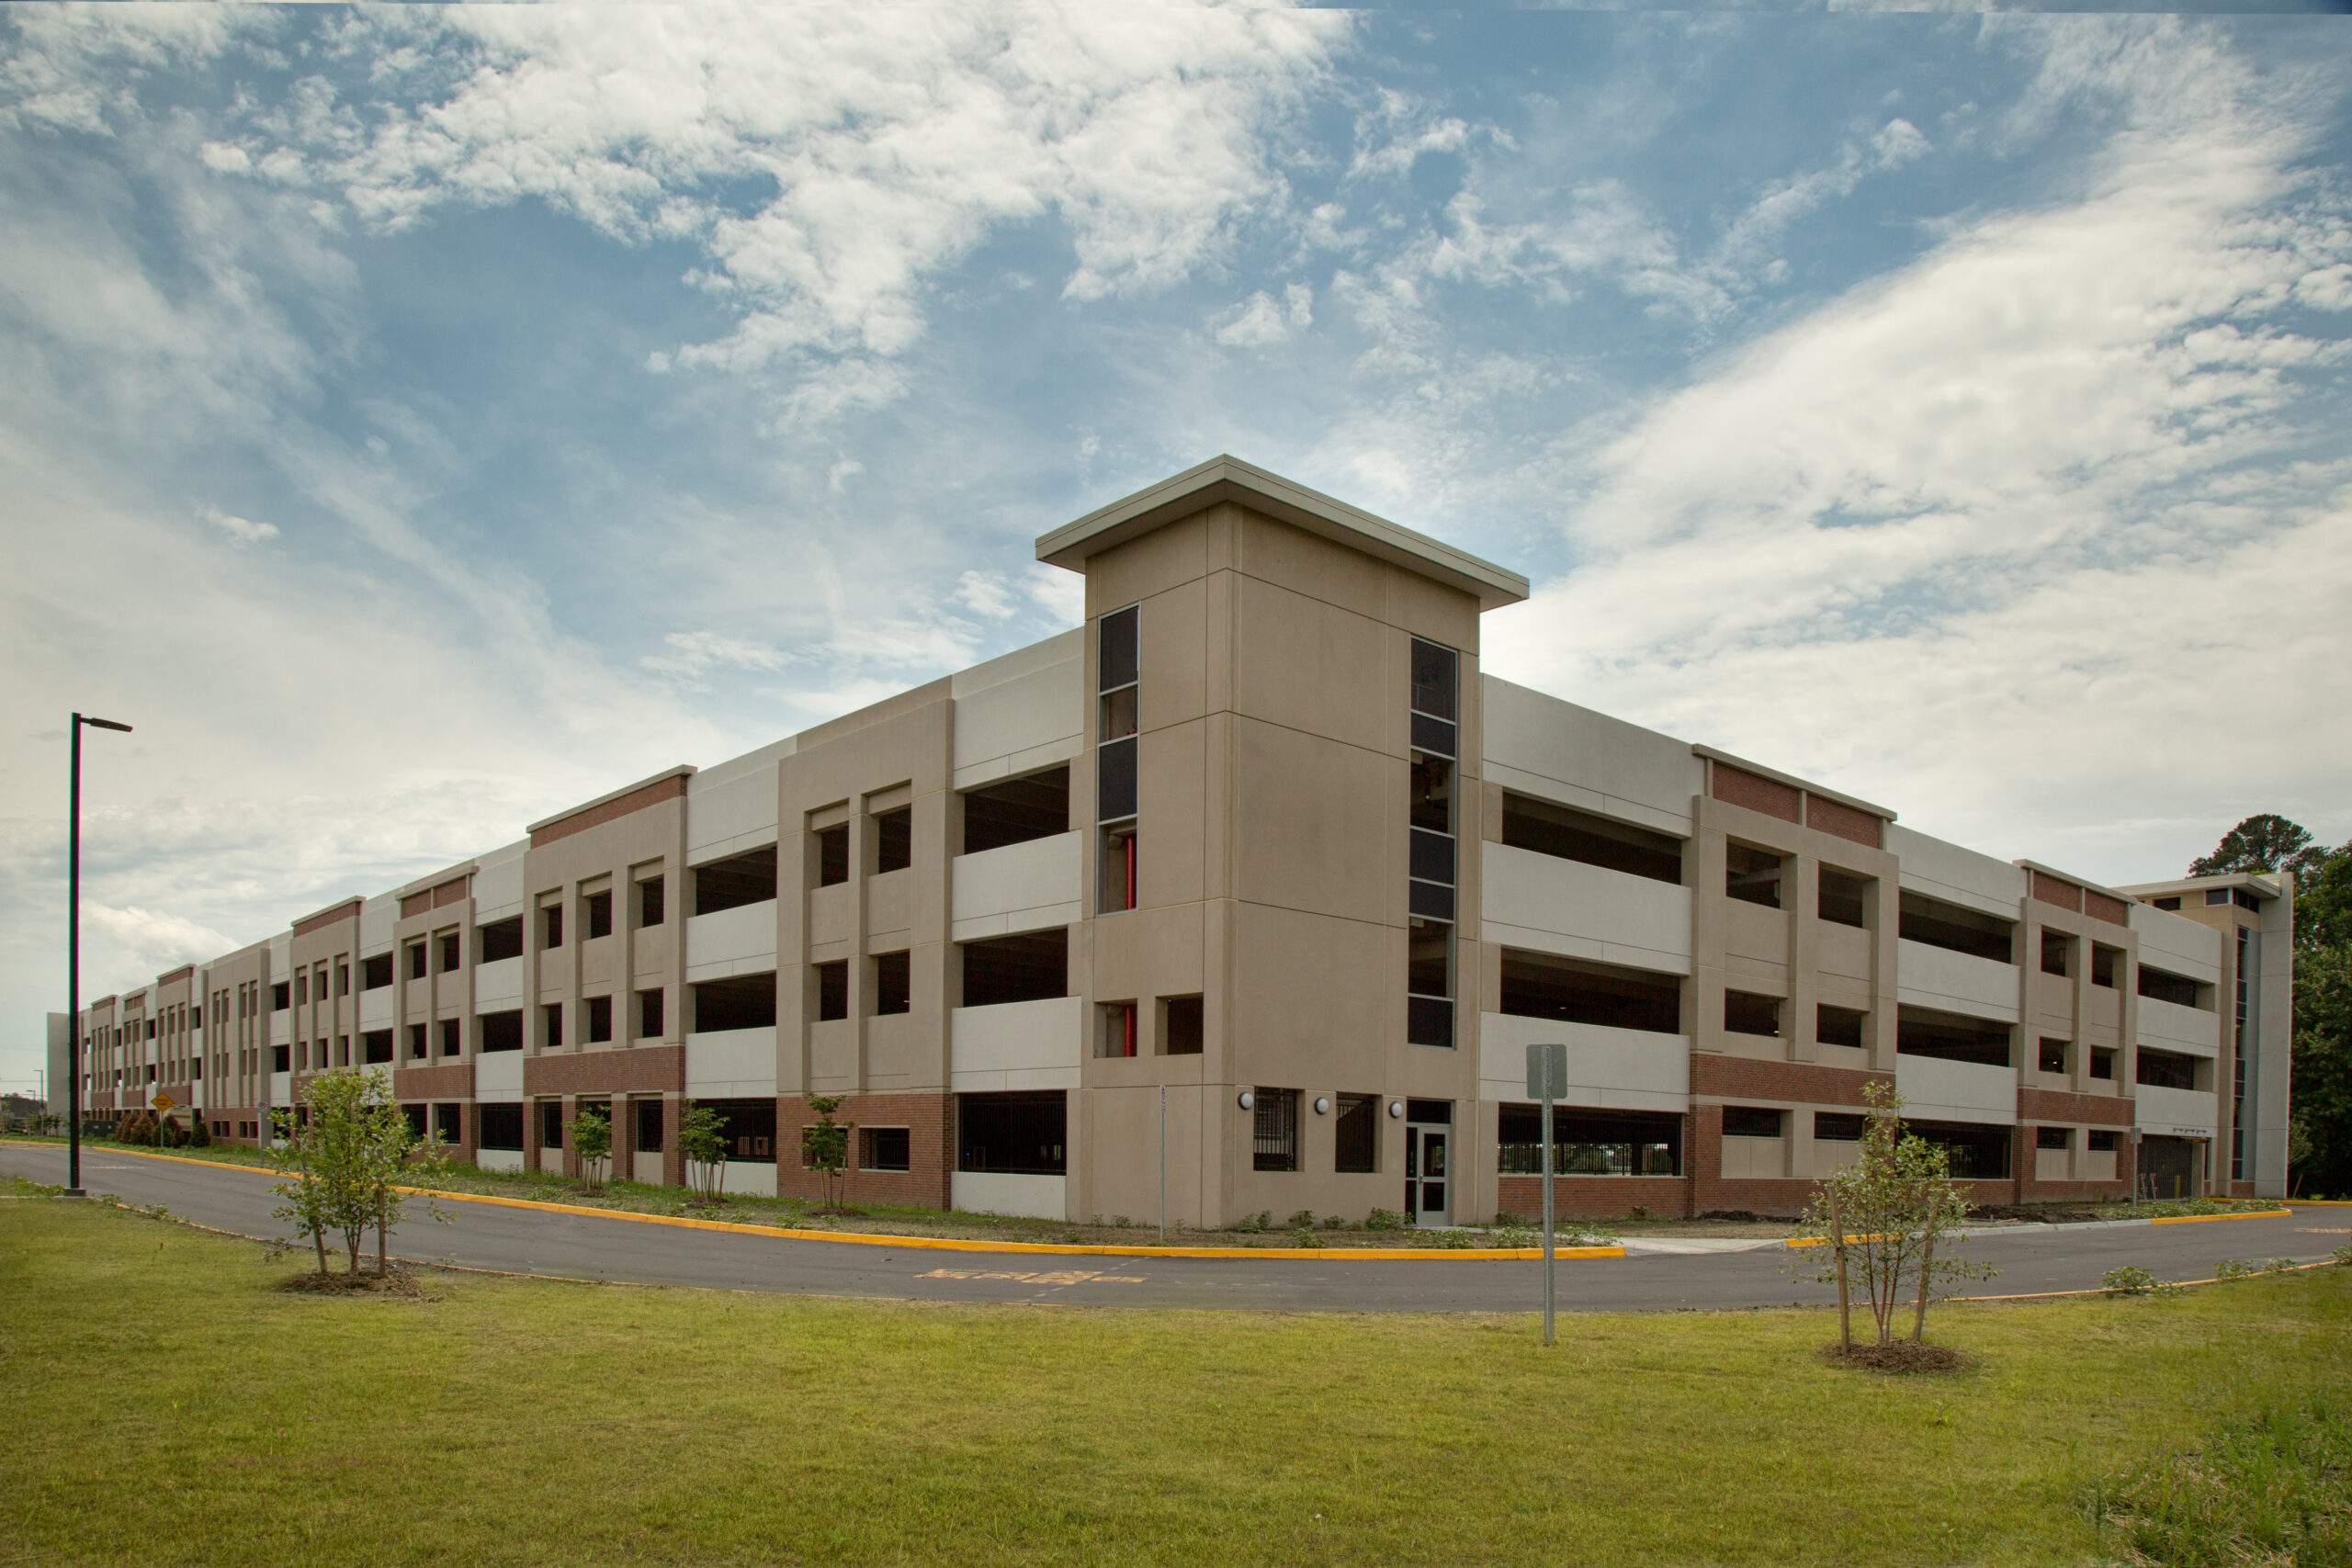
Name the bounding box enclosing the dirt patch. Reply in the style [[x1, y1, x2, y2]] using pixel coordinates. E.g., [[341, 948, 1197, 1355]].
[[1971, 1204, 2103, 1225], [1818, 1339, 1969, 1374], [802, 1206, 869, 1219], [273, 1262, 432, 1300]]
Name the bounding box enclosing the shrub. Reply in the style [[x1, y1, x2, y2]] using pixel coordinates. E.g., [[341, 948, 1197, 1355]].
[[2104, 1266, 2157, 1295], [1363, 1208, 1410, 1232], [2334, 1243, 2352, 1268], [1231, 1210, 1272, 1234], [2215, 1258, 2259, 1280], [115, 1112, 156, 1147], [2266, 1257, 2300, 1275], [1285, 1210, 1317, 1232], [187, 1119, 210, 1148]]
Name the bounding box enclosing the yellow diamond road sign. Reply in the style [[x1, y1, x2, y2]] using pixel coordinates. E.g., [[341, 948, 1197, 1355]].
[[151, 1091, 175, 1112]]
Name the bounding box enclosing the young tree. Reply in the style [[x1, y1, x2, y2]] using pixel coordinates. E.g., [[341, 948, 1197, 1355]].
[[267, 1073, 377, 1276], [1785, 1083, 1995, 1349], [679, 1101, 729, 1203], [567, 1105, 613, 1192], [800, 1094, 854, 1209], [356, 1073, 453, 1276]]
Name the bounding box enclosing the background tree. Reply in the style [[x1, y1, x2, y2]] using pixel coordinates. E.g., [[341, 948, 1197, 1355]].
[[1784, 1083, 1993, 1349], [358, 1074, 452, 1275], [679, 1102, 729, 1202], [800, 1094, 854, 1210], [2190, 814, 2328, 878], [567, 1105, 612, 1192]]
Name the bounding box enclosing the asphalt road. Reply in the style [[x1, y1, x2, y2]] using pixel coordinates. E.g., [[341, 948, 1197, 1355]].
[[5, 1144, 2339, 1313]]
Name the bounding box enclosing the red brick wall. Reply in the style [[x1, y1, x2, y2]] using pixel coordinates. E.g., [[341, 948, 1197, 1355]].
[[2030, 870, 2083, 913], [1804, 795, 1883, 850], [2018, 1087, 2134, 1126], [393, 1062, 475, 1100], [523, 1044, 684, 1098], [1496, 1176, 1689, 1222], [1712, 763, 1802, 824], [1690, 1177, 1815, 1219], [775, 1091, 954, 1210], [1690, 1055, 1893, 1106], [530, 773, 688, 847], [2084, 889, 2128, 927]]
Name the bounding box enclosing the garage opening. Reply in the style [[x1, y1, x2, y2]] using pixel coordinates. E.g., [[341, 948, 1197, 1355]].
[[960, 929, 1069, 1009], [1499, 950, 1681, 1035], [693, 972, 778, 1033], [695, 846, 777, 916], [957, 1090, 1066, 1174], [961, 766, 1069, 855]]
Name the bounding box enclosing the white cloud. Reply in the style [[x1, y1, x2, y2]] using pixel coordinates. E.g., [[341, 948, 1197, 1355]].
[[1713, 118, 1930, 270], [1026, 561, 1086, 626], [1213, 281, 1312, 346], [80, 903, 237, 976], [194, 6, 1347, 400], [1483, 24, 2352, 881], [954, 570, 1019, 619], [198, 504, 277, 546], [641, 631, 793, 682]]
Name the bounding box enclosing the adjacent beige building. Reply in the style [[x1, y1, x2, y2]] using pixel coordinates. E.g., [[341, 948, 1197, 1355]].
[[64, 457, 2295, 1216]]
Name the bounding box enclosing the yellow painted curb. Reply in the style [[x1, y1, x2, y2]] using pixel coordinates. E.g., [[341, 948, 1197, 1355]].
[[2, 1142, 1621, 1262], [2290, 1198, 2352, 1207], [2150, 1208, 2293, 1224]]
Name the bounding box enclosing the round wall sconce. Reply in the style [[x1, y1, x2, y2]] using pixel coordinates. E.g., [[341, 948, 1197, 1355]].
[[1237, 1089, 1255, 1111], [1313, 1096, 1330, 1115], [1387, 1100, 1404, 1118]]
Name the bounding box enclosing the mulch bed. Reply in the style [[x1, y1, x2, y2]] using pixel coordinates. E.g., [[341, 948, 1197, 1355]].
[[274, 1261, 432, 1300], [1819, 1339, 1969, 1374]]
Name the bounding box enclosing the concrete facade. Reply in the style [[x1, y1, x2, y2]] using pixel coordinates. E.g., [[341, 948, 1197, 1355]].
[[59, 457, 2297, 1216]]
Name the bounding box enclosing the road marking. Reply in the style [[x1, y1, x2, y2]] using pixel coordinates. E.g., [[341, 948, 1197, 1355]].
[[2297, 1227, 2350, 1235], [919, 1268, 1148, 1284]]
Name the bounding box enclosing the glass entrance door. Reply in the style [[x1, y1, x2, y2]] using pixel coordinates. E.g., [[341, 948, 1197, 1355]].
[[1404, 1100, 1453, 1226]]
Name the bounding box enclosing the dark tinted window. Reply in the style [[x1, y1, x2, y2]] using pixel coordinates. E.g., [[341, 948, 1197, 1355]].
[[962, 767, 1069, 854], [1502, 795, 1682, 886], [873, 951, 910, 1016], [695, 847, 776, 916], [477, 1103, 524, 1151], [1099, 605, 1139, 693], [693, 972, 777, 1033], [958, 1091, 1066, 1175]]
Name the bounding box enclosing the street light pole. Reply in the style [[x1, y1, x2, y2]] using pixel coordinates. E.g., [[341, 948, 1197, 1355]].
[[66, 712, 133, 1198]]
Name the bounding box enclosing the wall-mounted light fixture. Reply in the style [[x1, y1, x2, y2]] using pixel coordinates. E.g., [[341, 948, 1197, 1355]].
[[1237, 1089, 1255, 1111], [1313, 1096, 1330, 1115], [1387, 1100, 1404, 1118]]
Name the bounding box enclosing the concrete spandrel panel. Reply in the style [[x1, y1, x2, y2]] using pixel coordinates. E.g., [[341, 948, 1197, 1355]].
[[269, 1012, 289, 1046], [475, 1051, 523, 1099], [720, 1161, 778, 1198], [474, 956, 525, 1008], [684, 901, 779, 982], [953, 1170, 1067, 1221], [358, 988, 394, 1030], [685, 1027, 779, 1098], [2130, 904, 2222, 982], [1479, 842, 1692, 974], [953, 648, 1082, 779], [687, 761, 780, 855], [474, 841, 528, 919], [1893, 1055, 2018, 1123], [1885, 824, 2028, 916], [269, 1070, 290, 1101], [951, 832, 1082, 941], [951, 996, 1082, 1087], [1479, 678, 1703, 828], [1476, 1012, 1689, 1113], [1895, 940, 2021, 1023], [476, 1148, 526, 1174], [2135, 1083, 2218, 1136], [359, 895, 397, 954]]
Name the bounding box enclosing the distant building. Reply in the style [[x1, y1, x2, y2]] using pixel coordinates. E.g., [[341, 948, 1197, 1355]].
[[70, 457, 2292, 1217]]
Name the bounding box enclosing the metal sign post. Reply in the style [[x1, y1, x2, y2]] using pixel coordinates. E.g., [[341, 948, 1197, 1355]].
[[1527, 1042, 1567, 1348], [1158, 1084, 1167, 1245]]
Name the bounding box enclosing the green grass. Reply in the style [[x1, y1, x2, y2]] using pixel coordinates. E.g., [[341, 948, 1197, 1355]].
[[3, 1198, 2348, 1565], [2092, 1400, 2352, 1564]]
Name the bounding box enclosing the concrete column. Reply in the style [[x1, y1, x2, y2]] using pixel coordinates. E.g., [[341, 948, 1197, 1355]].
[[1788, 852, 1817, 1066]]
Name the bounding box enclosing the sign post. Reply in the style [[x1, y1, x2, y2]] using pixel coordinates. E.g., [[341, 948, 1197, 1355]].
[[1527, 1042, 1566, 1348], [152, 1090, 175, 1145]]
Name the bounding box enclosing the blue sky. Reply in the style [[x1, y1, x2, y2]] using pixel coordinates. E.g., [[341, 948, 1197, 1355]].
[[4, 5, 2349, 1094]]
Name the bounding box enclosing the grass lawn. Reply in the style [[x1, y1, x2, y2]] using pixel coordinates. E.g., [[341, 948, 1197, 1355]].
[[3, 1194, 2345, 1567]]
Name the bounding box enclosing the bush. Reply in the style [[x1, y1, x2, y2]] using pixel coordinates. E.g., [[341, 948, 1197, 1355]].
[[1285, 1210, 1317, 1232], [1231, 1210, 1272, 1234], [1363, 1208, 1410, 1232], [115, 1112, 156, 1147], [2215, 1258, 2260, 1280], [188, 1119, 210, 1148]]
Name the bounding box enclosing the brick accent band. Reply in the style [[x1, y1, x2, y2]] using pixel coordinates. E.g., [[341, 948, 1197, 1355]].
[[433, 876, 470, 908], [530, 774, 690, 847], [292, 899, 361, 939], [1712, 762, 1802, 824], [393, 1062, 475, 1100], [1690, 1054, 1893, 1107], [2084, 889, 2129, 927], [2018, 1086, 2134, 1127], [1804, 793, 1883, 850], [400, 891, 433, 919], [2031, 869, 2084, 913], [523, 1044, 685, 1098]]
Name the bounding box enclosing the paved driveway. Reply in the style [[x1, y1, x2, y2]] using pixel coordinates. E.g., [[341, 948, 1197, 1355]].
[[4, 1145, 2334, 1313]]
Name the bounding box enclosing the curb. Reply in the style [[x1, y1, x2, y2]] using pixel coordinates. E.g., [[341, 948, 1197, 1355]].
[[1786, 1205, 2295, 1247], [1, 1142, 1623, 1263]]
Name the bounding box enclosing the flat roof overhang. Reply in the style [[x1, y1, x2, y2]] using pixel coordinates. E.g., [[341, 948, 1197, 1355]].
[[1035, 455, 1531, 612]]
